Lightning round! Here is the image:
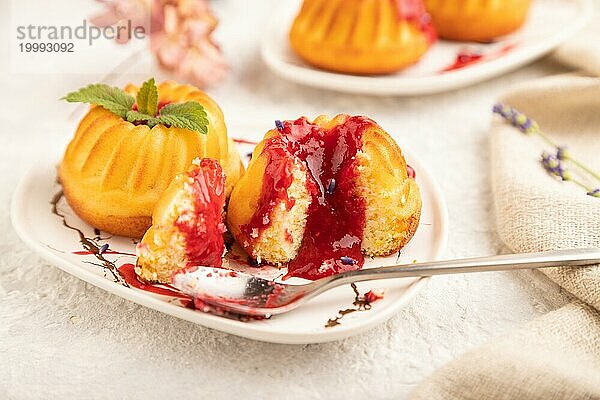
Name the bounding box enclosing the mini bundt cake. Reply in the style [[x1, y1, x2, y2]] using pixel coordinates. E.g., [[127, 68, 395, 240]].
[[423, 0, 532, 41], [136, 158, 227, 284], [227, 115, 421, 280], [60, 80, 244, 238], [289, 0, 436, 75]]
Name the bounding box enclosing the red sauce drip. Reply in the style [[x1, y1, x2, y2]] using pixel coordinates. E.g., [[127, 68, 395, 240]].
[[174, 159, 226, 270], [118, 263, 191, 299], [233, 138, 259, 146], [406, 164, 416, 179], [395, 0, 437, 44], [443, 51, 484, 72], [120, 264, 265, 320], [244, 116, 374, 280], [442, 43, 516, 72], [364, 290, 385, 304], [243, 139, 296, 236]]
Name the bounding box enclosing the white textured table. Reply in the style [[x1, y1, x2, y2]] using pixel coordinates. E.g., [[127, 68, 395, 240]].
[[0, 1, 585, 398]]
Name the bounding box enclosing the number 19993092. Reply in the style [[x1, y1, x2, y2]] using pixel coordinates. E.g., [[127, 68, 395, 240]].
[[19, 42, 74, 52]]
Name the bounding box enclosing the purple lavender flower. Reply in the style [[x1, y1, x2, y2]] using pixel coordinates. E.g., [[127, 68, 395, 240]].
[[556, 146, 569, 161], [340, 256, 356, 265], [587, 189, 600, 198], [275, 120, 284, 131], [99, 243, 109, 255], [492, 103, 539, 134], [540, 152, 571, 181], [492, 103, 509, 117], [541, 152, 558, 172], [326, 178, 336, 195]]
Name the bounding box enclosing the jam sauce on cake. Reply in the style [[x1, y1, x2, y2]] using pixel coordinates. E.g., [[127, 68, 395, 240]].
[[244, 116, 371, 280], [136, 158, 227, 284], [396, 0, 437, 44], [227, 114, 422, 281]]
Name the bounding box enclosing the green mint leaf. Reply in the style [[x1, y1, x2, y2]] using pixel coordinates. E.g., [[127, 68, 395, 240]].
[[156, 102, 209, 134], [125, 110, 159, 127], [136, 78, 158, 116], [62, 84, 134, 118]]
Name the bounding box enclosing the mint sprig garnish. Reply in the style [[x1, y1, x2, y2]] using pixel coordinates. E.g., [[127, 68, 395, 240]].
[[136, 78, 158, 116], [125, 110, 157, 125], [63, 84, 135, 117], [156, 102, 209, 134], [63, 78, 209, 134]]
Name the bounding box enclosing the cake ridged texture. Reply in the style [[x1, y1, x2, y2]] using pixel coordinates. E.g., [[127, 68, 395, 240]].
[[227, 114, 422, 264], [59, 81, 244, 238], [423, 0, 531, 41], [356, 136, 421, 256], [289, 0, 435, 75], [136, 158, 227, 284]]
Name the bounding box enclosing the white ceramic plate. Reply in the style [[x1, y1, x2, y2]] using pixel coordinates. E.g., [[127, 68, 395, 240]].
[[11, 128, 448, 344], [261, 0, 593, 96]]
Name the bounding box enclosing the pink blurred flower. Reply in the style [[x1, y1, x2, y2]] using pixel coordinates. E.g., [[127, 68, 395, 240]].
[[91, 0, 228, 87], [91, 0, 153, 43]]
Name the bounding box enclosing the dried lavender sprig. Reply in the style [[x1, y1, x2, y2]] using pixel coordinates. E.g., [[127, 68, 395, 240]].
[[492, 103, 559, 148], [557, 147, 600, 182], [540, 152, 598, 196], [492, 103, 541, 136], [494, 103, 600, 189], [541, 152, 570, 181]]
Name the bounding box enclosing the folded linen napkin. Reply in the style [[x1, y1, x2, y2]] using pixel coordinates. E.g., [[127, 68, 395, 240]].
[[411, 75, 600, 399]]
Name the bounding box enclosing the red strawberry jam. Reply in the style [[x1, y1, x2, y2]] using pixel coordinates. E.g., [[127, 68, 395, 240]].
[[395, 0, 437, 44], [243, 116, 375, 280], [175, 159, 227, 270], [442, 51, 484, 72]]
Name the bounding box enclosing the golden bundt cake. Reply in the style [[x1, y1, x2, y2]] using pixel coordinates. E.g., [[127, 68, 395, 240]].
[[60, 80, 244, 238], [227, 115, 422, 280], [424, 0, 532, 41], [136, 158, 227, 284], [289, 0, 436, 75]]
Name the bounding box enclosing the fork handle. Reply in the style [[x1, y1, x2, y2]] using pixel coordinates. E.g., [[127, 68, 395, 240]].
[[326, 248, 600, 287]]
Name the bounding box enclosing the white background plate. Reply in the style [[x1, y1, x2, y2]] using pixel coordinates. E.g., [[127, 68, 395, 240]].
[[261, 0, 593, 96], [11, 132, 448, 344]]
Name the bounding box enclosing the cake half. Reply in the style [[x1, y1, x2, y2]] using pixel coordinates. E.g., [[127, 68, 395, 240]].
[[136, 158, 227, 284], [227, 115, 422, 280]]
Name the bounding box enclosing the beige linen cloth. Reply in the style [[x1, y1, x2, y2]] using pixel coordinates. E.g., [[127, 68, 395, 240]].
[[411, 46, 600, 400]]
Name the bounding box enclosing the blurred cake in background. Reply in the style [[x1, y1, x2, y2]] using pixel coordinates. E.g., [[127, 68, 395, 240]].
[[423, 0, 532, 41], [289, 0, 436, 75]]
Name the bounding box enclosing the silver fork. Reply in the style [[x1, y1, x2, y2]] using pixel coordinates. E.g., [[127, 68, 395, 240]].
[[171, 248, 600, 317]]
